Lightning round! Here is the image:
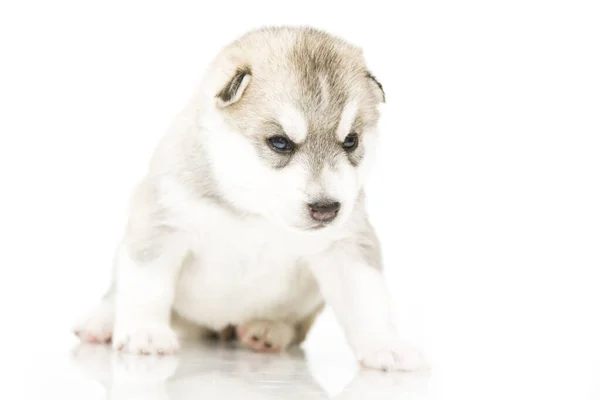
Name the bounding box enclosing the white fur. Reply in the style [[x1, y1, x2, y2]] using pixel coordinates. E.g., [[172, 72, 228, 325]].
[[278, 104, 308, 143], [167, 193, 332, 329], [307, 245, 427, 371], [112, 239, 187, 354], [336, 100, 359, 141]]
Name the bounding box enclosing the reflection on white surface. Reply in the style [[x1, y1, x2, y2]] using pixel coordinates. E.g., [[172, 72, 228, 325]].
[[70, 341, 431, 400]]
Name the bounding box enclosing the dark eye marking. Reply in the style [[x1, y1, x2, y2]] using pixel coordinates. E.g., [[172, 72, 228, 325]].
[[267, 136, 295, 154], [342, 133, 359, 151]]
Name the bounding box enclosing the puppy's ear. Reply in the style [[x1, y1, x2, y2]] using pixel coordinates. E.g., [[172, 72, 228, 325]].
[[366, 72, 385, 103], [216, 66, 252, 107]]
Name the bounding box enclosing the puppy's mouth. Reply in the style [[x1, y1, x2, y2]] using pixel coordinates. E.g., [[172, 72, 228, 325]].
[[308, 224, 326, 231], [288, 216, 342, 233], [301, 222, 337, 232]]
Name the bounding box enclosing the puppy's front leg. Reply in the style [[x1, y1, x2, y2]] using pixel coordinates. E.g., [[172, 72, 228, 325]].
[[309, 243, 427, 371], [112, 234, 188, 355]]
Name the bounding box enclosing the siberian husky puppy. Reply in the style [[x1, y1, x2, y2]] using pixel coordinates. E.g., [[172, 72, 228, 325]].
[[75, 26, 426, 371]]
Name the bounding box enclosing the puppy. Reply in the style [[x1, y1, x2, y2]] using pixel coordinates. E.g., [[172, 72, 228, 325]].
[[75, 26, 425, 371]]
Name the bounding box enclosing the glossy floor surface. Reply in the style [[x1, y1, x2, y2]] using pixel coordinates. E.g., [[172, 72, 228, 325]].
[[63, 342, 428, 400], [14, 307, 600, 400]]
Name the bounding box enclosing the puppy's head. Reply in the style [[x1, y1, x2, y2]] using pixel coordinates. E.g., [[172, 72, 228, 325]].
[[201, 27, 385, 232]]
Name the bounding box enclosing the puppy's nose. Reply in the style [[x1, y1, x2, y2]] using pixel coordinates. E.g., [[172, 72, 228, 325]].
[[308, 201, 341, 223]]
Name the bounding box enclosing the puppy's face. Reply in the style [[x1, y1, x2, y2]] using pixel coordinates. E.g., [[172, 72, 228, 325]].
[[203, 29, 384, 233]]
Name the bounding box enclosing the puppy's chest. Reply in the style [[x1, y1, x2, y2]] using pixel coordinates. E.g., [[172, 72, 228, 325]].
[[189, 210, 329, 265], [173, 212, 328, 327]]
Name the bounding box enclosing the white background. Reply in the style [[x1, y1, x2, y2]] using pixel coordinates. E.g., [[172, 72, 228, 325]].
[[1, 1, 599, 398]]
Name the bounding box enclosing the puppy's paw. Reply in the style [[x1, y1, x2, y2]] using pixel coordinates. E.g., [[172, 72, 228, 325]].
[[358, 342, 428, 372], [236, 320, 294, 353], [113, 321, 179, 355], [74, 303, 114, 344]]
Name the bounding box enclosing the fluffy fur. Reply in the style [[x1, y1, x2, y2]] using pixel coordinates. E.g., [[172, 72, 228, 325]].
[[75, 26, 426, 371]]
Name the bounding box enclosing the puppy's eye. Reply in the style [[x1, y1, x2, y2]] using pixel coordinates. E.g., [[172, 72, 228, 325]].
[[342, 133, 359, 151], [267, 136, 295, 153]]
